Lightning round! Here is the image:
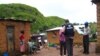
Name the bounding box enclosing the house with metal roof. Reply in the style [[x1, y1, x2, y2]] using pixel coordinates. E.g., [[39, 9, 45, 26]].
[[46, 25, 84, 45]]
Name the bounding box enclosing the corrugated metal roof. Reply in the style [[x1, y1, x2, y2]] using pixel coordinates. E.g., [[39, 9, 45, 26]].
[[74, 25, 84, 34], [46, 27, 62, 31], [39, 33, 46, 35], [46, 25, 84, 34]]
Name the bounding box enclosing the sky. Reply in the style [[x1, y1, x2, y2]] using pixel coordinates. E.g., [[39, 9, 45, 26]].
[[0, 0, 97, 23]]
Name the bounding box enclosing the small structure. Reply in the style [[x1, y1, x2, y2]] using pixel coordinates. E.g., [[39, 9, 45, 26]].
[[46, 25, 84, 45], [31, 33, 46, 48], [0, 18, 31, 54], [31, 34, 41, 50], [46, 27, 61, 44], [39, 33, 47, 42]]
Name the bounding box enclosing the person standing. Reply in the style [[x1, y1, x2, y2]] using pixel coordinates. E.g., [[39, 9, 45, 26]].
[[59, 25, 66, 56], [64, 20, 75, 56], [83, 22, 90, 54], [28, 39, 33, 55], [19, 31, 25, 55]]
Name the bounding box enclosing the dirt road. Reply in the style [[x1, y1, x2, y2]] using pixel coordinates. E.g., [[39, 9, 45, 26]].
[[25, 42, 99, 56]]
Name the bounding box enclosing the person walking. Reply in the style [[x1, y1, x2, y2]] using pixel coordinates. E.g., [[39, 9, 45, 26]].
[[59, 25, 66, 56], [64, 20, 75, 56], [83, 22, 90, 54]]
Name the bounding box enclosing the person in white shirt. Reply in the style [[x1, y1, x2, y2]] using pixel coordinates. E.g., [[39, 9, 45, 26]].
[[28, 39, 33, 54], [83, 22, 90, 54]]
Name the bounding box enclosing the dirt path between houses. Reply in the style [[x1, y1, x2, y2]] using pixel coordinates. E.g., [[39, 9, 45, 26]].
[[23, 42, 100, 56]]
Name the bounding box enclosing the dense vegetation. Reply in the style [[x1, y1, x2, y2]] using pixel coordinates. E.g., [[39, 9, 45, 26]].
[[89, 22, 97, 34], [89, 22, 97, 42], [0, 3, 66, 33]]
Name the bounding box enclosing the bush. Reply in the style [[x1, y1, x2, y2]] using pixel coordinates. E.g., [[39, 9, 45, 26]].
[[89, 38, 97, 42], [48, 43, 55, 47]]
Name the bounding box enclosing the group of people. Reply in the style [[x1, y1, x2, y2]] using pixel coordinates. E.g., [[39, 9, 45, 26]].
[[19, 20, 90, 56], [19, 31, 37, 55], [59, 20, 90, 56]]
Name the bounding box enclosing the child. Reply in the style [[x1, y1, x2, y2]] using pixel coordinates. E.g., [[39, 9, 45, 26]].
[[28, 39, 33, 55]]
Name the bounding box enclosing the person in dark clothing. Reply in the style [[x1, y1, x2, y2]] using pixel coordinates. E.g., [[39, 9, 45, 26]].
[[64, 20, 75, 56], [59, 25, 66, 56], [83, 22, 90, 54]]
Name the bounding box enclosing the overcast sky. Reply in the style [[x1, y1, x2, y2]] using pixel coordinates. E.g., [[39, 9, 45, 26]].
[[0, 0, 97, 23]]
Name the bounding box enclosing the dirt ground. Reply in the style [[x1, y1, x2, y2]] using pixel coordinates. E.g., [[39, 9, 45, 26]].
[[24, 42, 100, 56]]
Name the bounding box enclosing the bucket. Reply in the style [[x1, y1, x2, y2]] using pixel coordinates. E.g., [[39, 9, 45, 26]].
[[3, 52, 8, 56]]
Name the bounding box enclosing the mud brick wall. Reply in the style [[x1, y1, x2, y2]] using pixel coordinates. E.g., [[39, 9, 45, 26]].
[[96, 3, 100, 53], [0, 20, 31, 53], [47, 30, 60, 44]]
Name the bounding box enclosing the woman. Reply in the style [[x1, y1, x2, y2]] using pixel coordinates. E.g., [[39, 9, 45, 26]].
[[19, 31, 25, 55], [59, 25, 66, 56]]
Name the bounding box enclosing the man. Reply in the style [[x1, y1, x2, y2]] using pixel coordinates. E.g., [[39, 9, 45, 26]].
[[64, 20, 75, 56], [83, 22, 90, 54]]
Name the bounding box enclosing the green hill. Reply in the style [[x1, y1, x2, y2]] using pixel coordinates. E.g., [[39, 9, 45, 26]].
[[45, 16, 65, 28], [0, 3, 66, 33]]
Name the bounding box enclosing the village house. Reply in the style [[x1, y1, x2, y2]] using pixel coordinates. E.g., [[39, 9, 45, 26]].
[[46, 27, 61, 45], [31, 33, 46, 47], [0, 18, 31, 54], [46, 25, 84, 46]]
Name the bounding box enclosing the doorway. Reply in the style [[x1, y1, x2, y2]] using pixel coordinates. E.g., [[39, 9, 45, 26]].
[[7, 26, 15, 54]]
